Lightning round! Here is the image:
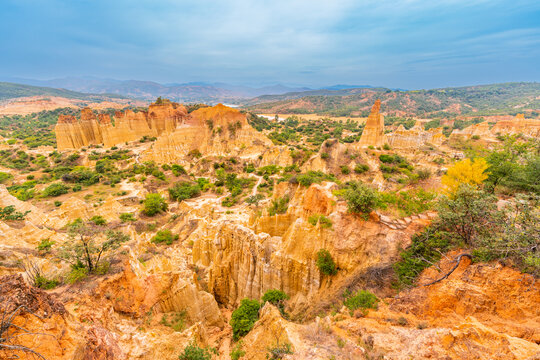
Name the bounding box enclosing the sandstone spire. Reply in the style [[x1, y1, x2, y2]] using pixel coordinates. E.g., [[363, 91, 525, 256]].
[[358, 99, 387, 148]]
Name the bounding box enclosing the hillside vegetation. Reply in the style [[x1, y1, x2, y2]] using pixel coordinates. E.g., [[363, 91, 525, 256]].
[[245, 82, 540, 118]]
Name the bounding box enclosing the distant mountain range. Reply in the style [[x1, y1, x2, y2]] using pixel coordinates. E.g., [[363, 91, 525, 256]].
[[0, 77, 319, 104], [0, 76, 384, 104], [1, 78, 538, 118]]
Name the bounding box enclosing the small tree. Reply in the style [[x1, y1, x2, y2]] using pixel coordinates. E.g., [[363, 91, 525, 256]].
[[178, 341, 213, 360], [316, 249, 338, 276], [230, 299, 261, 340], [441, 158, 489, 195], [143, 193, 168, 216], [59, 220, 129, 274], [262, 289, 289, 316], [437, 184, 501, 246], [169, 182, 201, 202], [343, 181, 377, 214]]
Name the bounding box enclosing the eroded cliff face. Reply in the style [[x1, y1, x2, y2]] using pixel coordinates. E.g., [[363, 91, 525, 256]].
[[450, 114, 540, 140], [387, 122, 445, 148], [357, 99, 387, 148], [192, 181, 430, 317], [55, 103, 189, 150], [141, 104, 274, 163]]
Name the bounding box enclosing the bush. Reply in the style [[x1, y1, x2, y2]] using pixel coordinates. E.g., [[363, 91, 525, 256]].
[[42, 183, 69, 197], [340, 165, 351, 175], [230, 341, 245, 360], [169, 182, 201, 202], [66, 267, 88, 284], [268, 196, 289, 216], [308, 214, 332, 228], [0, 205, 30, 221], [119, 212, 136, 222], [416, 168, 431, 180], [230, 299, 261, 340], [266, 343, 293, 360], [151, 229, 179, 245], [172, 164, 187, 176], [37, 238, 55, 252], [143, 193, 168, 216], [343, 182, 377, 214], [178, 341, 213, 360], [262, 289, 289, 316], [316, 249, 337, 276], [35, 275, 59, 290], [0, 171, 13, 184], [354, 164, 369, 174], [90, 215, 107, 225], [321, 152, 330, 160], [343, 290, 379, 312]]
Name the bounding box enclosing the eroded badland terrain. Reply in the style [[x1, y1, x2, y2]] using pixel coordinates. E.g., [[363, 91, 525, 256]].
[[0, 96, 539, 360]]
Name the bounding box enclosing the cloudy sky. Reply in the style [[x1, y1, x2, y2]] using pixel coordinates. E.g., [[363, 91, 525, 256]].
[[1, 0, 539, 89]]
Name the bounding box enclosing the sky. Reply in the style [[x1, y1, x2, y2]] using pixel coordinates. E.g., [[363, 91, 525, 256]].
[[0, 0, 539, 89]]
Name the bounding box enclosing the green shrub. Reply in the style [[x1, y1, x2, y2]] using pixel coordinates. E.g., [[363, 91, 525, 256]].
[[66, 267, 88, 284], [262, 289, 289, 316], [230, 341, 245, 360], [119, 212, 136, 222], [308, 214, 332, 229], [0, 205, 30, 221], [343, 290, 379, 312], [142, 193, 168, 216], [35, 275, 59, 290], [321, 152, 330, 160], [37, 238, 55, 252], [42, 183, 69, 197], [169, 182, 201, 202], [151, 229, 179, 245], [316, 249, 337, 276], [178, 341, 213, 360], [0, 171, 13, 184], [160, 311, 186, 332], [354, 164, 369, 174], [54, 200, 62, 207], [416, 168, 431, 180], [90, 215, 107, 225], [296, 171, 335, 187], [266, 343, 293, 360], [268, 196, 289, 216], [340, 165, 351, 174], [230, 299, 261, 340], [343, 182, 377, 214], [171, 164, 187, 176]]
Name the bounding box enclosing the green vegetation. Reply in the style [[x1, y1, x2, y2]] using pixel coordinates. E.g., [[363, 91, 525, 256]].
[[296, 171, 335, 187], [142, 193, 168, 216], [266, 343, 293, 360], [42, 183, 69, 197], [343, 181, 378, 214], [151, 229, 179, 245], [169, 181, 201, 202], [178, 341, 214, 360], [0, 171, 13, 183], [160, 311, 186, 332], [230, 341, 245, 360], [37, 238, 55, 252], [0, 205, 30, 221], [90, 215, 107, 226], [119, 212, 136, 222], [268, 195, 289, 216], [308, 214, 332, 228], [230, 299, 261, 340], [343, 290, 379, 313], [262, 289, 289, 316], [316, 249, 338, 276]]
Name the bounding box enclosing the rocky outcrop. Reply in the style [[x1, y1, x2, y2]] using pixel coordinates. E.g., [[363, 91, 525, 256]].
[[141, 104, 273, 163], [491, 113, 540, 138], [192, 182, 430, 315], [450, 114, 540, 140], [55, 102, 189, 150], [357, 99, 387, 148], [387, 122, 445, 148]]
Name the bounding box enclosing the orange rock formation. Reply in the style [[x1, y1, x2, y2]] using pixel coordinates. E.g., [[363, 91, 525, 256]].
[[387, 122, 445, 148], [357, 99, 387, 148], [55, 102, 189, 150]]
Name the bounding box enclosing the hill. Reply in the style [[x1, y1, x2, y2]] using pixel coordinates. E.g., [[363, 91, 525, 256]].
[[244, 82, 540, 117], [0, 81, 127, 102]]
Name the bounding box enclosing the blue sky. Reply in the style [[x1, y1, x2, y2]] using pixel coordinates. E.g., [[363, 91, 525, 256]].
[[1, 0, 539, 89]]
